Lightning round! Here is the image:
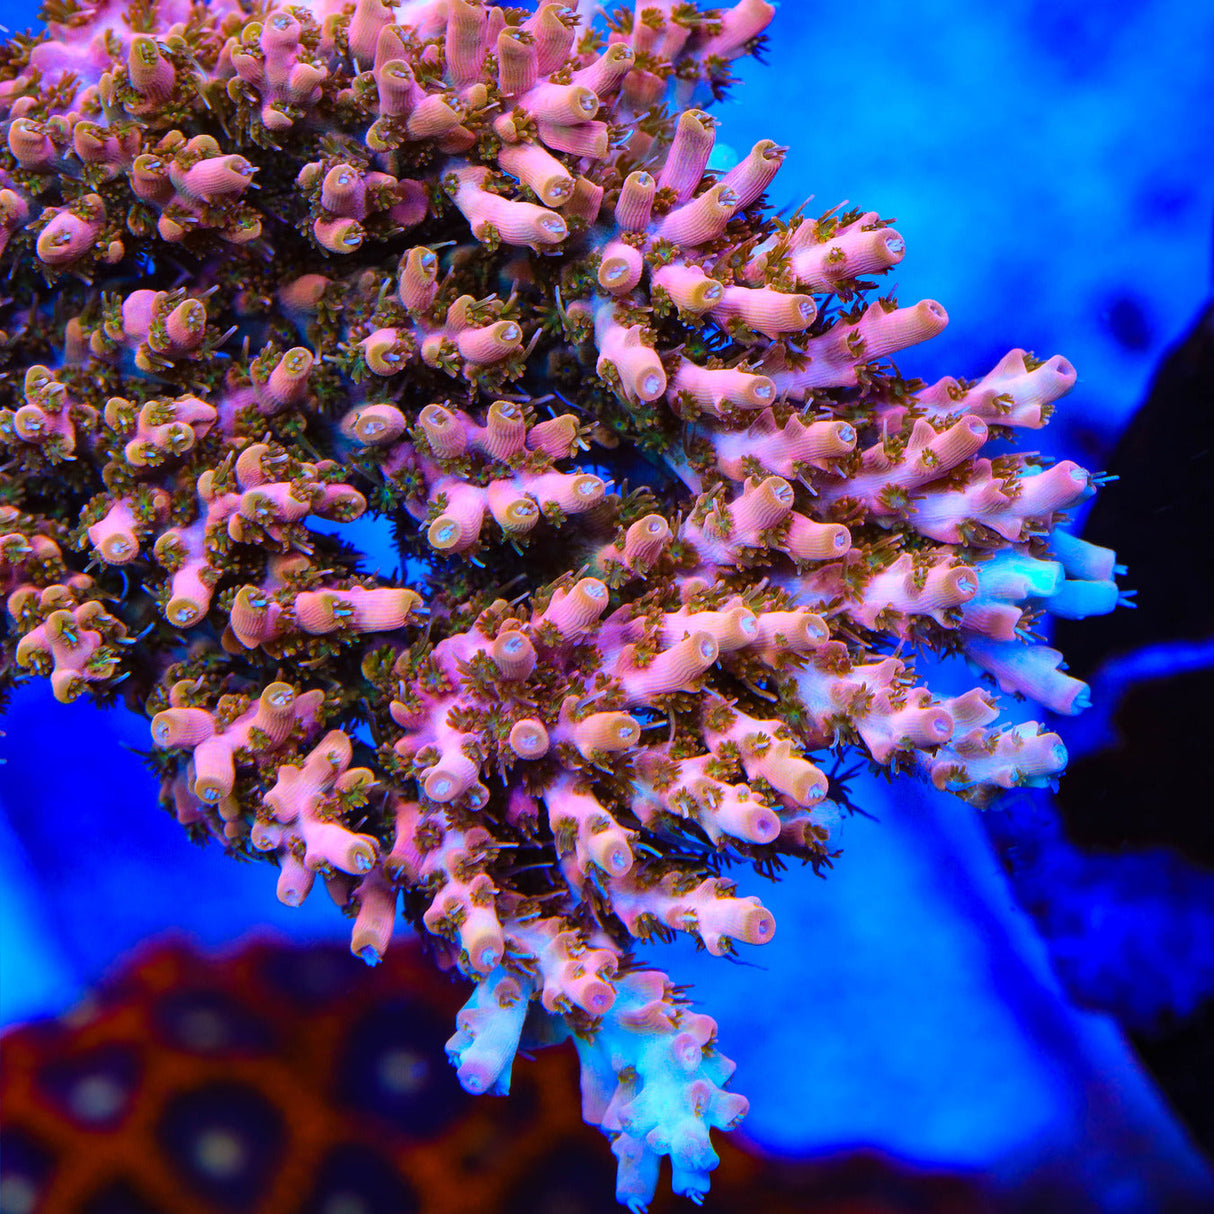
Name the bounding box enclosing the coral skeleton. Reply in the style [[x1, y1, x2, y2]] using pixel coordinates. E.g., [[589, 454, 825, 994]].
[[0, 0, 1126, 1206]]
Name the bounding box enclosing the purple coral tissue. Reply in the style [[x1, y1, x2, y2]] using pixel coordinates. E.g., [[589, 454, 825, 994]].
[[0, 0, 1127, 1207]]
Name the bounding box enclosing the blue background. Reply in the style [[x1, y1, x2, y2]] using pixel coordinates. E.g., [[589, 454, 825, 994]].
[[3, 1, 1214, 1209]]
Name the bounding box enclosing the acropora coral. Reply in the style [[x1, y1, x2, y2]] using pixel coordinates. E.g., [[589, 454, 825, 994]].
[[0, 0, 1126, 1207]]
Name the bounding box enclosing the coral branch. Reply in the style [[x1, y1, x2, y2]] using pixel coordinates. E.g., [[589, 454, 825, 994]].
[[0, 1, 1124, 1207]]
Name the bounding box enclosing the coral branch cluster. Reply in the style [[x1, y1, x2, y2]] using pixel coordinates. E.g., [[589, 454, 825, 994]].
[[0, 0, 1124, 1207]]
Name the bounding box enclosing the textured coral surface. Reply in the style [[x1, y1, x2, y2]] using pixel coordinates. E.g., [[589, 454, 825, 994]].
[[0, 0, 1125, 1206], [2, 935, 1003, 1214]]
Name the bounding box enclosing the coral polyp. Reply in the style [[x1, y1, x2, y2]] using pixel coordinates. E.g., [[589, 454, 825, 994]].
[[0, 0, 1124, 1206]]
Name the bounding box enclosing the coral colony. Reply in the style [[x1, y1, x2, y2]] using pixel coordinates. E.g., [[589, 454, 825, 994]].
[[0, 0, 1127, 1206]]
